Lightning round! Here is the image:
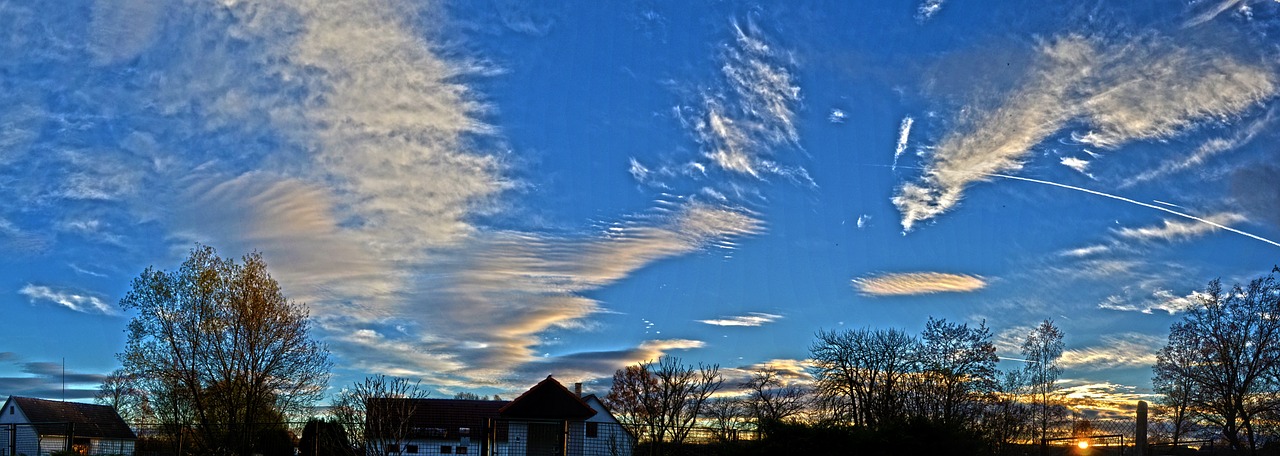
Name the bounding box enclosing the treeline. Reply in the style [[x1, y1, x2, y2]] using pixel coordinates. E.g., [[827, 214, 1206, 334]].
[[604, 318, 1065, 456], [604, 268, 1280, 456]]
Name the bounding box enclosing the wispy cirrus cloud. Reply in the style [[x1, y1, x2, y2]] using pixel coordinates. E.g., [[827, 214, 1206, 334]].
[[852, 272, 986, 296], [1125, 109, 1273, 187], [1099, 288, 1204, 315], [18, 284, 117, 316], [894, 34, 1275, 231], [1114, 212, 1249, 243], [695, 21, 805, 181], [892, 116, 914, 170], [1059, 333, 1163, 370], [331, 202, 762, 387], [698, 312, 783, 327]]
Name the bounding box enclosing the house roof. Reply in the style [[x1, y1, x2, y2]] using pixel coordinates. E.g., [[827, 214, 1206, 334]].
[[366, 398, 509, 440], [497, 376, 597, 420], [7, 396, 137, 440]]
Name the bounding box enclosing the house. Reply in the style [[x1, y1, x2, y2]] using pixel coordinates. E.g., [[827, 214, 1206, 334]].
[[368, 376, 634, 456], [1, 396, 137, 456]]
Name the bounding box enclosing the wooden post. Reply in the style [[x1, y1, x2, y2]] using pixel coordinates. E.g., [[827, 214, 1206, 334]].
[[1136, 401, 1148, 456]]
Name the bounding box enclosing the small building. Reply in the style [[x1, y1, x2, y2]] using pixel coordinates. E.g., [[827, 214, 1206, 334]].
[[1, 396, 137, 456], [367, 377, 634, 456]]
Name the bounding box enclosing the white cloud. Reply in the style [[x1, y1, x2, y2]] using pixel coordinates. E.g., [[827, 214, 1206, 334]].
[[917, 0, 945, 21], [893, 116, 914, 169], [852, 272, 986, 296], [894, 34, 1275, 231], [828, 109, 847, 123], [1125, 109, 1273, 187], [1060, 156, 1091, 175], [696, 22, 803, 180], [697, 312, 783, 327], [1114, 212, 1248, 243], [1059, 333, 1164, 370], [856, 214, 870, 229], [18, 284, 117, 316], [1060, 244, 1110, 258], [1099, 288, 1204, 315]]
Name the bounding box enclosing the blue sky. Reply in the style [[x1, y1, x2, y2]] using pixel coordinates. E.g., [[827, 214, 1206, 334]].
[[3, 0, 1279, 417]]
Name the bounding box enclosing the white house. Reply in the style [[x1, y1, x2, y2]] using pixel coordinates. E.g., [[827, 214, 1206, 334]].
[[368, 377, 634, 456], [0, 396, 137, 456]]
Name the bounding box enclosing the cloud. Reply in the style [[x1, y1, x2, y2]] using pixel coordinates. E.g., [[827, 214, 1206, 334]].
[[917, 0, 945, 21], [1099, 288, 1203, 315], [1058, 380, 1156, 420], [893, 116, 914, 169], [1125, 109, 1273, 187], [695, 21, 803, 180], [1114, 212, 1248, 243], [894, 34, 1275, 231], [0, 357, 108, 401], [1060, 244, 1110, 258], [18, 284, 117, 316], [1059, 333, 1163, 370], [89, 0, 165, 64], [828, 109, 847, 123], [697, 312, 783, 327], [1184, 0, 1246, 27], [334, 202, 762, 385], [852, 272, 986, 296], [1060, 156, 1092, 176], [856, 214, 870, 229]]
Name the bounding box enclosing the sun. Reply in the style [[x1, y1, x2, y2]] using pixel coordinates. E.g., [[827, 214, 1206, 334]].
[[1077, 440, 1090, 449]]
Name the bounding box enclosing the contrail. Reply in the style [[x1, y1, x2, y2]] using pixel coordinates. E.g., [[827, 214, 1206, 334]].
[[985, 172, 1280, 248], [874, 162, 1280, 248]]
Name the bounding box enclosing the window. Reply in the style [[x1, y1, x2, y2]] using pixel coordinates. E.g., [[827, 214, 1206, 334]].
[[440, 446, 452, 454], [456, 446, 468, 454], [586, 422, 598, 438], [405, 444, 418, 454], [387, 444, 400, 453]]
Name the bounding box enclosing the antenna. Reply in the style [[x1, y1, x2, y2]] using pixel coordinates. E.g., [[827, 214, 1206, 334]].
[[62, 357, 66, 402]]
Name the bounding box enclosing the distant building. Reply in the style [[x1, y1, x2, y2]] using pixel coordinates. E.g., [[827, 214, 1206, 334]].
[[367, 376, 634, 456], [1, 396, 137, 456]]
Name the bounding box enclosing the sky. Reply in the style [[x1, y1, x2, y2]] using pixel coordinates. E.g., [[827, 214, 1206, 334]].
[[3, 0, 1279, 420]]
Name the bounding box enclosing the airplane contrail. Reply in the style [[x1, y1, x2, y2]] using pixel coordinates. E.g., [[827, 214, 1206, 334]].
[[875, 162, 1280, 248], [984, 172, 1280, 248]]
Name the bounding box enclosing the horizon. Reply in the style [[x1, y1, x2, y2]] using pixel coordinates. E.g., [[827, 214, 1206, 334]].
[[3, 0, 1279, 421]]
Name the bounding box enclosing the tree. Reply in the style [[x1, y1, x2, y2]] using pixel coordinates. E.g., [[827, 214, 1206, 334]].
[[331, 374, 430, 456], [740, 366, 809, 429], [94, 368, 153, 426], [1153, 272, 1280, 454], [1020, 319, 1064, 453], [701, 396, 748, 442], [603, 356, 723, 447], [912, 318, 998, 425], [809, 327, 917, 429], [114, 244, 331, 455], [299, 418, 356, 456]]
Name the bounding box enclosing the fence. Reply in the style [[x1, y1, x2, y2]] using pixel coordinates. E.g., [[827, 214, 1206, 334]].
[[2, 422, 136, 456]]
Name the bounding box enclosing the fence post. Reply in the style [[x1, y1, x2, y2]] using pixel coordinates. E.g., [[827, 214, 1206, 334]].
[[1136, 401, 1148, 456]]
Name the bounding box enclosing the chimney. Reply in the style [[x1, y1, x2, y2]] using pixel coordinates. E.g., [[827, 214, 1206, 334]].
[[574, 382, 583, 397]]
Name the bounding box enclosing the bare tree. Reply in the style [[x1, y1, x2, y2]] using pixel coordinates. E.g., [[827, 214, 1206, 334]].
[[115, 244, 331, 455], [740, 366, 808, 429], [331, 375, 430, 456], [701, 397, 748, 442], [1021, 319, 1064, 453], [604, 356, 723, 447], [809, 328, 916, 429], [1152, 273, 1280, 454]]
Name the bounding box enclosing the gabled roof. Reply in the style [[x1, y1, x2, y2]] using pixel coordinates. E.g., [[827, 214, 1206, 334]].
[[497, 376, 597, 420], [7, 396, 137, 440]]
